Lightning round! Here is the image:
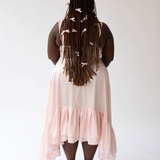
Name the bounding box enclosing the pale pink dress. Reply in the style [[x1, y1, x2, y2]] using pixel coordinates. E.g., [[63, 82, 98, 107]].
[[39, 20, 117, 160]]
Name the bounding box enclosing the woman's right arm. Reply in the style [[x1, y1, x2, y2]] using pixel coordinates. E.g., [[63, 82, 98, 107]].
[[101, 22, 114, 68]]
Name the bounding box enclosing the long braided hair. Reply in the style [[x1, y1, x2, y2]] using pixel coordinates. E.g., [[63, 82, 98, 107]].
[[59, 0, 102, 86]]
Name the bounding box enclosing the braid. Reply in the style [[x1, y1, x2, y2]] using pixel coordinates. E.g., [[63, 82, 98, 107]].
[[59, 0, 102, 86]]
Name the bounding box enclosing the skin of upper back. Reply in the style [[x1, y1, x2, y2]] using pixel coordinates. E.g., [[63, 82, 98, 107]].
[[47, 21, 114, 67]]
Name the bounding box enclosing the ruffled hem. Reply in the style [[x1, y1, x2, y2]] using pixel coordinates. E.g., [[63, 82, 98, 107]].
[[39, 107, 117, 160]]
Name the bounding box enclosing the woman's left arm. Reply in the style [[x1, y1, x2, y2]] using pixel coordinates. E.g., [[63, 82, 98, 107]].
[[47, 21, 60, 65]]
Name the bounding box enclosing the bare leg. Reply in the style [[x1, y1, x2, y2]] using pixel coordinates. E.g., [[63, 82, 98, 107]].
[[62, 140, 79, 160], [82, 141, 98, 160]]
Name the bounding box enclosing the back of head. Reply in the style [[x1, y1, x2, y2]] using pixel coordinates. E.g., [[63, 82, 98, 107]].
[[59, 0, 102, 86]]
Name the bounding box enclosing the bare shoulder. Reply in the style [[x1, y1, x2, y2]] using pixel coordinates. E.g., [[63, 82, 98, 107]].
[[49, 21, 59, 38], [101, 22, 114, 39]]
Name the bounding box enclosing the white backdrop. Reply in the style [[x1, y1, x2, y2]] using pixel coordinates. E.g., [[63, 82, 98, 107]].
[[0, 0, 160, 160]]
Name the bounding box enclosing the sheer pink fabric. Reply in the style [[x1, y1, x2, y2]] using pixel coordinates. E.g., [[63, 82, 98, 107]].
[[39, 20, 117, 160]]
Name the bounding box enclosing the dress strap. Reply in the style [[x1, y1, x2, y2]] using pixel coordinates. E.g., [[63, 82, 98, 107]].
[[58, 20, 62, 34], [98, 22, 103, 37], [58, 20, 64, 54]]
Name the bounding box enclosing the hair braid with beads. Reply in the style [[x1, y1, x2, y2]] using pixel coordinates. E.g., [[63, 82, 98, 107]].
[[59, 0, 102, 86]]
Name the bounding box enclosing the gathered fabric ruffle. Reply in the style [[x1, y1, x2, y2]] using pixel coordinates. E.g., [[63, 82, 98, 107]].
[[39, 107, 117, 160]]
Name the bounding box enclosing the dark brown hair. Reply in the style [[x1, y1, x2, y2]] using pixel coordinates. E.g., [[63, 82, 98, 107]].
[[59, 0, 102, 86]]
